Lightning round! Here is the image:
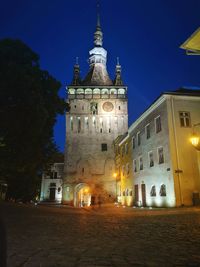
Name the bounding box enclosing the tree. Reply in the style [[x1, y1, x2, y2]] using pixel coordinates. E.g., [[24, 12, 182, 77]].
[[0, 39, 65, 201]]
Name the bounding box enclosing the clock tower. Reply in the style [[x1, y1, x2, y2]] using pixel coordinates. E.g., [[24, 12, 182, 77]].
[[62, 15, 128, 206]]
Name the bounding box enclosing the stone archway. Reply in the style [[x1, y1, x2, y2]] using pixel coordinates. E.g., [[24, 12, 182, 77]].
[[74, 183, 91, 207]]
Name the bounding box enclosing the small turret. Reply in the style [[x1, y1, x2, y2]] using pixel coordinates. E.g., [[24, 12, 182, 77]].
[[71, 57, 81, 86], [114, 57, 123, 86]]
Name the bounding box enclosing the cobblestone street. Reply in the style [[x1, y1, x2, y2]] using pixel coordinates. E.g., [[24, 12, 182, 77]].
[[1, 203, 200, 267]]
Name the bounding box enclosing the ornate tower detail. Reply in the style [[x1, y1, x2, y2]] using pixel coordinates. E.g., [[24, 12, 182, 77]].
[[63, 13, 128, 207], [71, 57, 81, 86], [114, 57, 123, 86]]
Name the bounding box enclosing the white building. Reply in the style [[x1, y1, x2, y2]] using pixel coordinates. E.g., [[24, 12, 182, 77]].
[[40, 163, 64, 203], [62, 16, 128, 206], [127, 88, 200, 207]]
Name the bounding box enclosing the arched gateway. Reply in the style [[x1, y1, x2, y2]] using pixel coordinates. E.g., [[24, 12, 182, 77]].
[[74, 183, 91, 207]]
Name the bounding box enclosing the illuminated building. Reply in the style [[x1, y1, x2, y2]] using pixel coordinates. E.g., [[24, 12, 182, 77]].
[[40, 163, 64, 203], [116, 89, 200, 207], [180, 27, 200, 55], [62, 15, 128, 206]]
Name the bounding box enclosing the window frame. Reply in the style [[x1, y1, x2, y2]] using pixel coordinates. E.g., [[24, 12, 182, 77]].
[[155, 115, 162, 133]]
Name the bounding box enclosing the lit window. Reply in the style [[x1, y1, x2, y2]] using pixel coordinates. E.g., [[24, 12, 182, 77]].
[[155, 116, 162, 133], [158, 147, 164, 164], [101, 143, 107, 151], [160, 184, 166, 197], [123, 191, 125, 196], [146, 124, 150, 139], [139, 156, 143, 170], [137, 132, 141, 146], [132, 137, 135, 149], [133, 159, 137, 173], [179, 111, 191, 127], [149, 151, 154, 167], [150, 185, 156, 197]]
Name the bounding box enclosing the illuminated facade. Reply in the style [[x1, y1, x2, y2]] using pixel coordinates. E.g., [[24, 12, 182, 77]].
[[116, 89, 200, 207], [40, 163, 63, 203], [62, 16, 128, 206]]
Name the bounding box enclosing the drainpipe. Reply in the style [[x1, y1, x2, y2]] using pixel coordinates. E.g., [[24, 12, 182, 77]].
[[171, 97, 183, 205]]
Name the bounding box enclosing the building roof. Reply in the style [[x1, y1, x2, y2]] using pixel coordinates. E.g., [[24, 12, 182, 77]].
[[82, 63, 113, 86], [180, 27, 200, 54]]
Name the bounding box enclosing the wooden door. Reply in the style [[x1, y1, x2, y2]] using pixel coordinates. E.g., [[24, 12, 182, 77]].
[[141, 184, 146, 207], [49, 188, 56, 200], [134, 184, 139, 205]]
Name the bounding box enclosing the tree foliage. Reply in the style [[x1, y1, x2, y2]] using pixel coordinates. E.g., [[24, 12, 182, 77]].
[[0, 39, 65, 201]]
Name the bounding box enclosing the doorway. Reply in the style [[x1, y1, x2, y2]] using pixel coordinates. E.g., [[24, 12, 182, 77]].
[[49, 187, 56, 200], [141, 184, 146, 207], [75, 183, 91, 207]]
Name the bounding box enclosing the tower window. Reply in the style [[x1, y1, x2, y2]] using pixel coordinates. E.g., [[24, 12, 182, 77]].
[[101, 143, 107, 151], [149, 151, 154, 167], [118, 106, 121, 110], [70, 117, 73, 131], [109, 128, 111, 133], [158, 147, 164, 164], [160, 184, 166, 197], [150, 185, 156, 197], [85, 117, 89, 129], [74, 105, 76, 109], [77, 117, 81, 133], [133, 159, 137, 173], [139, 156, 143, 170], [179, 111, 191, 127], [100, 128, 102, 133]]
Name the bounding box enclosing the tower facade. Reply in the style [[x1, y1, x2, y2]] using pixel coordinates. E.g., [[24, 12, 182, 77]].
[[62, 16, 128, 206]]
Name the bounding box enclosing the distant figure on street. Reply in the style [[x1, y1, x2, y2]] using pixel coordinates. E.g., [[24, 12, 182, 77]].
[[0, 216, 7, 267]]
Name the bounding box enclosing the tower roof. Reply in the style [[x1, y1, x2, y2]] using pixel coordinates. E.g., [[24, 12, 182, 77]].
[[82, 10, 113, 86]]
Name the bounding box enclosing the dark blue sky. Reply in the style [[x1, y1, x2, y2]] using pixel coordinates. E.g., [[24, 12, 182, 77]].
[[1, 0, 200, 152]]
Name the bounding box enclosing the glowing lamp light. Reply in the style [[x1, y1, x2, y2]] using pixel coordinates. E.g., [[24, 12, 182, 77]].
[[190, 134, 199, 147], [84, 188, 89, 193], [113, 173, 117, 178]]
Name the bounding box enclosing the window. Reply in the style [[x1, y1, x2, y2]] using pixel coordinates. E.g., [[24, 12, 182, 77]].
[[139, 156, 143, 170], [137, 132, 141, 146], [155, 116, 162, 133], [129, 190, 133, 196], [149, 151, 154, 167], [53, 172, 57, 179], [160, 184, 166, 197], [100, 128, 102, 133], [66, 186, 70, 192], [150, 185, 156, 197], [179, 111, 191, 127], [158, 147, 164, 164], [125, 143, 128, 154], [85, 117, 89, 129], [125, 188, 129, 196], [121, 146, 125, 157], [70, 116, 73, 131], [101, 143, 107, 151], [82, 168, 84, 174], [118, 106, 121, 110], [132, 137, 135, 149], [133, 159, 137, 173], [77, 117, 81, 133], [126, 163, 130, 175], [123, 191, 125, 196], [146, 124, 150, 139]]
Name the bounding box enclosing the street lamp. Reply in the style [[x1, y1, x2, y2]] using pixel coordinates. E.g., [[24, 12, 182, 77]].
[[190, 123, 200, 150]]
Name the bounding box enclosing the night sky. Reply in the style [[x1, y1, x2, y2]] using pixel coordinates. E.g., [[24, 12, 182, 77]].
[[1, 0, 200, 152]]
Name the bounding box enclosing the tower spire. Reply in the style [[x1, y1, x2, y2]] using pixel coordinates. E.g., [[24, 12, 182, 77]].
[[71, 57, 81, 86], [114, 57, 123, 86], [94, 1, 103, 47]]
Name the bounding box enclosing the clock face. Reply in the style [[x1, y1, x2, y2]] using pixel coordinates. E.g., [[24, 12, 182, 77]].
[[103, 102, 114, 112]]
